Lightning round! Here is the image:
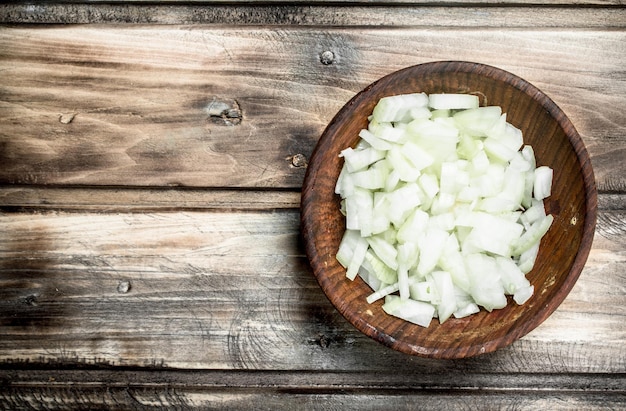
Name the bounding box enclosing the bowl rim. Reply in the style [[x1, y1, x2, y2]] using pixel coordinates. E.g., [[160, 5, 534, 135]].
[[301, 60, 598, 358]]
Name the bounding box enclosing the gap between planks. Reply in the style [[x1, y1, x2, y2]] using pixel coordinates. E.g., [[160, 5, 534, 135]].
[[2, 368, 625, 393], [0, 186, 624, 213]]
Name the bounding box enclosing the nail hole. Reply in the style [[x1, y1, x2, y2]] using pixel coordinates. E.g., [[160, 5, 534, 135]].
[[320, 50, 335, 65], [117, 280, 131, 293], [23, 295, 38, 306], [291, 154, 307, 168]]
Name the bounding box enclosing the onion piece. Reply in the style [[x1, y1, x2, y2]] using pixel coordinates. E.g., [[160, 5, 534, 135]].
[[428, 93, 479, 110], [335, 93, 555, 327]]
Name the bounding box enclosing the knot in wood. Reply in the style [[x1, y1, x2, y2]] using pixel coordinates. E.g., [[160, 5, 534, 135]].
[[206, 98, 242, 126], [59, 113, 76, 124], [318, 334, 331, 348], [23, 294, 38, 306]]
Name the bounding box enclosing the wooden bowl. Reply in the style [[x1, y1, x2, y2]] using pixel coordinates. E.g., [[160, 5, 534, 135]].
[[300, 61, 597, 359]]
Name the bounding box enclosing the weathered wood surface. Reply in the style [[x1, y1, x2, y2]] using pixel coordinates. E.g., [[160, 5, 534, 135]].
[[4, 0, 624, 5], [2, 370, 624, 410], [1, 4, 624, 25], [1, 26, 624, 191], [1, 207, 625, 370], [0, 206, 624, 408], [0, 1, 625, 409]]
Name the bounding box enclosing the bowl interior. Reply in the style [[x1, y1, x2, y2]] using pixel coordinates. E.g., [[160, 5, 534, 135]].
[[300, 61, 597, 359]]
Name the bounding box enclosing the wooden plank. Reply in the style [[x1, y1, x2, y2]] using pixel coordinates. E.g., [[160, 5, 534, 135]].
[[0, 208, 624, 372], [4, 0, 623, 6], [1, 389, 623, 411], [1, 4, 624, 25], [1, 390, 624, 411], [1, 26, 625, 190], [1, 370, 624, 410]]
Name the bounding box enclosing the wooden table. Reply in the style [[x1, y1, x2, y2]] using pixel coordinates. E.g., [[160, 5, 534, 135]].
[[1, 1, 624, 409]]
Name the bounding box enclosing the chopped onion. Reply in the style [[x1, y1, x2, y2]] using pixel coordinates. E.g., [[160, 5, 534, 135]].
[[429, 93, 479, 110], [335, 93, 554, 327]]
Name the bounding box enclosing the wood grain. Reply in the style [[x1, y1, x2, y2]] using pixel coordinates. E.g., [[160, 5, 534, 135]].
[[1, 4, 624, 25], [0, 1, 625, 408], [1, 26, 624, 190], [4, 0, 623, 5], [0, 208, 623, 372], [1, 370, 624, 410]]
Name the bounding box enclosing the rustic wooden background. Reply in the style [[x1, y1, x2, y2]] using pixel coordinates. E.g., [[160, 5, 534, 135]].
[[0, 0, 625, 409]]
